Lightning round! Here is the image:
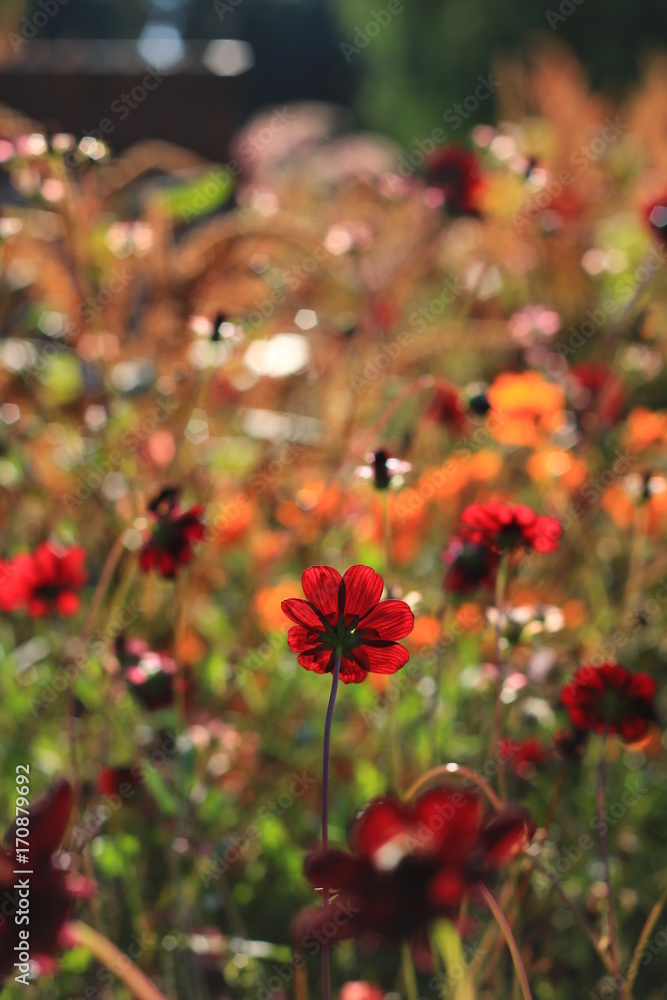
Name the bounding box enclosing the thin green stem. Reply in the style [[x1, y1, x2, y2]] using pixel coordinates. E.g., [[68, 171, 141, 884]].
[[624, 884, 667, 996], [63, 921, 166, 1000], [479, 884, 533, 1000], [401, 941, 419, 1000]]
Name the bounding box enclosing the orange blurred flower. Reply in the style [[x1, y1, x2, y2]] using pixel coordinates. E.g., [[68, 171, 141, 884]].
[[489, 372, 566, 447]]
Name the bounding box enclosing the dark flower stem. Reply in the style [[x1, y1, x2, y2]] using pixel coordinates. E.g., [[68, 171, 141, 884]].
[[321, 649, 342, 1000], [491, 555, 508, 801], [597, 730, 622, 980]]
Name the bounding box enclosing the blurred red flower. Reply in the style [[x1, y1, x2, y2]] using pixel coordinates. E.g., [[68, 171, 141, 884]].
[[443, 537, 500, 594], [561, 663, 657, 740], [498, 737, 549, 778], [298, 788, 533, 943], [339, 983, 385, 1000], [4, 543, 87, 617], [96, 766, 141, 798], [117, 637, 184, 711], [425, 383, 467, 433], [281, 565, 414, 684], [139, 487, 205, 579], [459, 502, 562, 554], [425, 144, 484, 216], [0, 780, 91, 980]]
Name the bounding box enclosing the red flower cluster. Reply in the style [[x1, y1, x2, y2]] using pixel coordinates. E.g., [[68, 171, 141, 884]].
[[0, 543, 87, 617], [139, 488, 205, 579], [0, 780, 90, 980], [425, 144, 484, 216], [459, 502, 562, 555], [298, 788, 533, 943], [282, 565, 414, 684], [561, 662, 657, 741]]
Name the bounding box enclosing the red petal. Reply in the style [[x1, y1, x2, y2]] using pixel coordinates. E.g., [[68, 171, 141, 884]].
[[338, 657, 370, 684], [342, 565, 384, 619], [57, 592, 80, 616], [358, 642, 409, 675], [281, 598, 322, 628], [296, 646, 333, 675], [360, 600, 414, 640], [626, 673, 657, 700], [481, 807, 534, 868], [351, 799, 410, 858], [301, 566, 342, 618], [305, 850, 363, 891]]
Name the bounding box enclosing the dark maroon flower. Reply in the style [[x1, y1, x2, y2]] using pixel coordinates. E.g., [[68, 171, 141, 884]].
[[139, 487, 205, 579], [0, 780, 91, 980], [561, 663, 657, 741], [116, 637, 183, 711], [645, 192, 667, 245], [443, 537, 499, 595], [458, 502, 562, 555], [425, 384, 467, 433], [425, 144, 484, 216], [281, 565, 414, 684], [3, 543, 87, 617], [553, 726, 589, 764], [498, 737, 549, 778], [297, 788, 534, 944]]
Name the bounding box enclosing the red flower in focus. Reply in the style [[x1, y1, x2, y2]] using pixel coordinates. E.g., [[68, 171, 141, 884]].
[[6, 543, 87, 616], [568, 361, 627, 427], [0, 780, 91, 980], [443, 537, 500, 595], [426, 384, 467, 433], [644, 192, 667, 245], [281, 565, 414, 684], [425, 144, 484, 216], [298, 788, 533, 944], [561, 663, 657, 741], [498, 737, 549, 778], [459, 502, 562, 555], [139, 488, 205, 579]]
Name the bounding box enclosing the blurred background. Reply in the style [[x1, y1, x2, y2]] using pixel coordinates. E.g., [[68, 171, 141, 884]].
[[2, 0, 667, 156]]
